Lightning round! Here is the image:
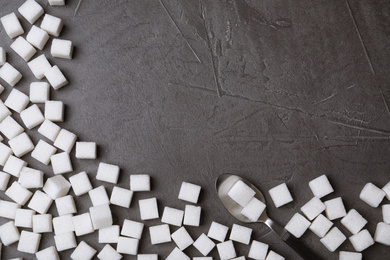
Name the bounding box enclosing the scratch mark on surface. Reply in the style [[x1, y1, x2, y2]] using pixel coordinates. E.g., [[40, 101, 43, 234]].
[[329, 120, 390, 135], [312, 93, 338, 105], [346, 0, 375, 75], [324, 135, 390, 141], [74, 0, 83, 16], [214, 109, 262, 135], [158, 0, 201, 63], [380, 89, 390, 120]]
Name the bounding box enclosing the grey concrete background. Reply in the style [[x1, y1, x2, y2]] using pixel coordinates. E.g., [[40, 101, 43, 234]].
[[0, 0, 389, 259]]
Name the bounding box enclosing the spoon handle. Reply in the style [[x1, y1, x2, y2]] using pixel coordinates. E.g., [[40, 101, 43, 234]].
[[281, 232, 323, 260]]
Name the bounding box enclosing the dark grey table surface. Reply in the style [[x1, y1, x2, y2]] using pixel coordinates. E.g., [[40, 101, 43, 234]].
[[0, 0, 389, 259]]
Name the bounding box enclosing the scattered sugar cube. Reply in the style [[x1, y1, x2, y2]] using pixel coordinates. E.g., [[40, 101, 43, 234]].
[[30, 82, 50, 103], [217, 240, 237, 260], [130, 174, 150, 191], [89, 186, 110, 206], [3, 155, 27, 177], [117, 236, 139, 255], [38, 119, 61, 141], [5, 181, 33, 205], [44, 65, 68, 90], [268, 183, 293, 208], [75, 141, 97, 159], [285, 213, 311, 238], [5, 88, 29, 112], [28, 190, 53, 214], [69, 171, 93, 196], [183, 204, 201, 226], [27, 54, 51, 79], [149, 224, 171, 244], [320, 227, 346, 252], [383, 181, 390, 200], [0, 116, 24, 140], [339, 251, 362, 260], [0, 221, 20, 246], [171, 226, 194, 250], [139, 197, 159, 220], [36, 246, 60, 260], [309, 214, 333, 238], [98, 225, 120, 243], [374, 222, 390, 246], [229, 224, 252, 244], [178, 181, 201, 203], [72, 213, 94, 236], [0, 100, 12, 122], [0, 171, 11, 190], [360, 182, 386, 207], [248, 240, 268, 260], [166, 247, 190, 260], [193, 233, 215, 256], [349, 229, 374, 252], [17, 230, 41, 254], [341, 209, 368, 234], [0, 200, 21, 219], [20, 104, 45, 129], [266, 251, 284, 260], [9, 132, 35, 157], [26, 25, 49, 50], [138, 254, 158, 260], [53, 214, 75, 235], [18, 0, 44, 24], [40, 14, 63, 36], [96, 162, 120, 184], [89, 203, 113, 230], [10, 36, 36, 61], [54, 231, 77, 251], [308, 174, 334, 198], [43, 175, 71, 199], [241, 196, 266, 221], [228, 180, 256, 207], [0, 63, 23, 87], [300, 197, 326, 220], [32, 214, 53, 233], [383, 204, 390, 224], [45, 100, 64, 122], [71, 241, 96, 260], [51, 152, 73, 175], [49, 0, 66, 5], [31, 139, 57, 165], [51, 39, 73, 59], [0, 143, 12, 166], [324, 197, 346, 220], [97, 244, 122, 260], [110, 186, 133, 208], [55, 195, 76, 215], [161, 206, 184, 226], [208, 221, 229, 242], [0, 47, 5, 65], [15, 208, 35, 228], [1, 13, 24, 38]]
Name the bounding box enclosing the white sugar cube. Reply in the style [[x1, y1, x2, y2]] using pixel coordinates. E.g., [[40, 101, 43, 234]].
[[69, 171, 93, 196], [161, 206, 184, 226], [0, 116, 24, 140], [51, 39, 73, 59], [38, 119, 61, 141], [229, 224, 252, 245], [5, 88, 29, 112], [320, 227, 346, 252], [43, 175, 71, 199], [49, 0, 66, 5], [72, 213, 94, 236], [18, 0, 44, 24], [324, 197, 346, 220], [360, 182, 385, 207], [10, 36, 36, 61], [89, 203, 113, 230], [0, 62, 23, 87], [0, 47, 5, 65], [9, 132, 34, 157], [110, 186, 133, 208], [285, 213, 311, 238], [0, 143, 12, 166], [28, 190, 53, 214], [40, 14, 63, 36], [0, 100, 12, 122], [309, 214, 333, 238], [33, 214, 53, 233], [138, 254, 158, 260], [349, 229, 374, 252], [217, 240, 237, 260], [98, 225, 119, 243], [374, 222, 390, 246], [71, 241, 96, 260], [300, 197, 326, 220], [266, 251, 284, 260], [228, 180, 256, 207], [44, 65, 68, 90], [30, 82, 50, 103], [309, 174, 334, 198], [193, 233, 215, 256], [17, 230, 41, 254], [178, 181, 201, 203], [339, 251, 362, 260], [45, 100, 64, 122], [26, 25, 49, 50], [1, 13, 24, 38], [31, 139, 57, 165], [0, 171, 11, 190], [15, 208, 35, 228], [5, 181, 33, 205], [383, 204, 390, 224], [171, 226, 194, 250], [97, 244, 122, 260], [149, 224, 171, 244], [241, 197, 266, 222], [27, 54, 51, 79], [0, 221, 20, 246], [130, 174, 150, 191], [3, 155, 27, 177], [166, 247, 190, 260], [117, 236, 139, 255], [75, 141, 97, 159], [139, 197, 159, 220], [55, 195, 76, 215], [36, 246, 60, 260], [20, 104, 44, 129], [96, 162, 120, 184], [89, 186, 110, 206], [51, 152, 73, 175], [383, 181, 390, 200], [183, 204, 201, 226], [53, 214, 75, 234], [208, 221, 229, 242], [341, 209, 368, 234], [268, 183, 293, 208], [248, 240, 269, 260], [54, 231, 76, 251], [0, 200, 21, 219]]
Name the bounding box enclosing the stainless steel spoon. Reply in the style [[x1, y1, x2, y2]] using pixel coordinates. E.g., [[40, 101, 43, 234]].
[[216, 173, 322, 260]]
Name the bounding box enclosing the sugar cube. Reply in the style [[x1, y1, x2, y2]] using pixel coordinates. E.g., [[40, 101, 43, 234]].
[[38, 119, 61, 141], [33, 214, 53, 233], [0, 116, 24, 140], [0, 171, 10, 190], [97, 244, 123, 260], [130, 174, 151, 191], [53, 128, 77, 152], [55, 195, 76, 215], [49, 0, 66, 5], [320, 227, 346, 252], [139, 197, 159, 220], [268, 183, 293, 208], [53, 214, 75, 234], [10, 36, 36, 61], [208, 221, 229, 242], [183, 204, 201, 226], [374, 222, 390, 246], [44, 65, 68, 90], [28, 190, 53, 214], [171, 226, 194, 250], [241, 196, 266, 221], [75, 141, 97, 159], [89, 186, 110, 206], [71, 241, 96, 260], [339, 251, 362, 260], [72, 213, 94, 236], [51, 39, 73, 59], [166, 247, 190, 260], [0, 47, 5, 65], [36, 246, 60, 260], [285, 213, 311, 238], [31, 139, 57, 165], [9, 132, 35, 157], [89, 203, 113, 230], [324, 197, 346, 220], [43, 175, 71, 199], [15, 208, 35, 228], [229, 224, 252, 244], [383, 204, 390, 224], [110, 186, 133, 208], [3, 155, 27, 177], [26, 25, 49, 50], [349, 229, 374, 252], [0, 200, 21, 219], [228, 180, 256, 207], [17, 230, 41, 254], [193, 233, 215, 256], [121, 219, 144, 239], [96, 162, 120, 184], [1, 13, 24, 38], [217, 240, 237, 260], [5, 181, 33, 205], [0, 63, 23, 87], [360, 182, 386, 207], [5, 88, 29, 112], [161, 206, 184, 226], [178, 181, 201, 203], [18, 0, 44, 24], [308, 174, 334, 198], [117, 236, 139, 255], [30, 82, 50, 103], [20, 104, 45, 129], [0, 100, 12, 122], [309, 214, 333, 238], [0, 221, 20, 246], [265, 251, 284, 260], [248, 240, 269, 260], [27, 54, 51, 79], [45, 100, 64, 122], [383, 181, 390, 200], [137, 255, 158, 260], [149, 224, 171, 244], [300, 197, 326, 220], [40, 14, 63, 36], [54, 231, 77, 251], [51, 152, 73, 175], [98, 225, 120, 243], [341, 209, 368, 234], [69, 171, 93, 196], [0, 143, 12, 166]]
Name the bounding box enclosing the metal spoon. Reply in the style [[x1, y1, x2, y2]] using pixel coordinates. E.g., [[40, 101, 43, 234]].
[[216, 173, 323, 260]]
